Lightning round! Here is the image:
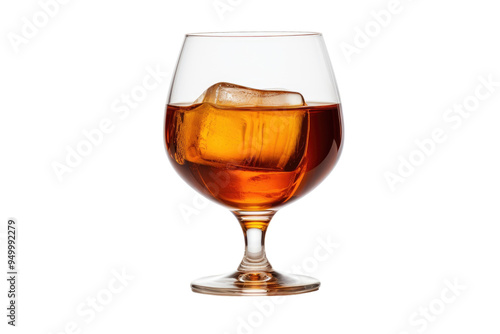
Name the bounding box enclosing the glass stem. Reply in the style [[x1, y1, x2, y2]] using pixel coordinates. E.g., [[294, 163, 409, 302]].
[[233, 210, 276, 273]]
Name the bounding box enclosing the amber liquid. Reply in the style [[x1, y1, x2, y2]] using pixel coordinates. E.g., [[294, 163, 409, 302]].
[[165, 102, 343, 210]]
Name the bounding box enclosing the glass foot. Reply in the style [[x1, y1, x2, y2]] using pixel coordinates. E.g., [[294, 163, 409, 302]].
[[191, 271, 320, 296]]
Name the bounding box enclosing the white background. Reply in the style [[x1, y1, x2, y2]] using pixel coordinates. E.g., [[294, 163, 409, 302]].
[[1, 0, 500, 333]]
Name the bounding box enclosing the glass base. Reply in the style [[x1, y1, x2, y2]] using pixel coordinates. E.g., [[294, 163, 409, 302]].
[[191, 271, 320, 296]]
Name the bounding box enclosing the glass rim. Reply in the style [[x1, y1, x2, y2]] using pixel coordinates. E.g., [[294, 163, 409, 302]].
[[185, 31, 322, 38]]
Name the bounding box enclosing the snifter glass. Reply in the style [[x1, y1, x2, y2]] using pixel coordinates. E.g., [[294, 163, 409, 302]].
[[164, 32, 343, 296]]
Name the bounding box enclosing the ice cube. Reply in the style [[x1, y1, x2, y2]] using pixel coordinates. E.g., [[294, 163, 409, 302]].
[[176, 102, 307, 171], [194, 82, 306, 107]]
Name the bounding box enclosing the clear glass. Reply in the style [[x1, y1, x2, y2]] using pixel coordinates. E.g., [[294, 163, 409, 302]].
[[164, 31, 343, 296]]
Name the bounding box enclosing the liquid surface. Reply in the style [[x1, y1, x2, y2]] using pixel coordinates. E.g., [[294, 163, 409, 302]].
[[165, 102, 343, 210]]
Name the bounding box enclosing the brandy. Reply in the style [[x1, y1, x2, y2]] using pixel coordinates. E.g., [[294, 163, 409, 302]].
[[165, 102, 343, 210]]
